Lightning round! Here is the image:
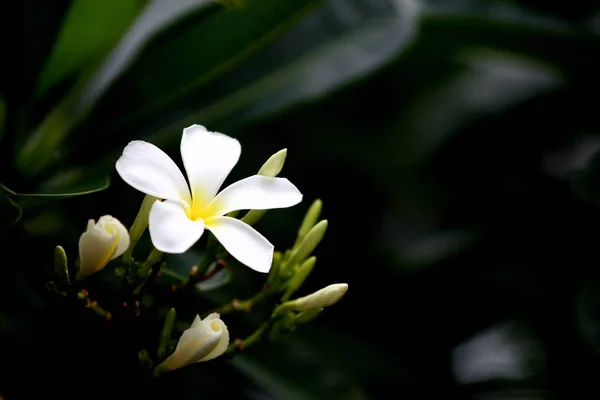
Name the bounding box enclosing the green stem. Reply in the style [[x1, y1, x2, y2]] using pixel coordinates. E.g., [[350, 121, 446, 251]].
[[160, 268, 187, 282], [157, 308, 176, 360], [183, 250, 216, 289], [202, 290, 266, 318], [196, 252, 214, 277], [123, 195, 157, 264], [226, 314, 278, 354], [133, 248, 163, 296], [140, 248, 163, 277], [77, 289, 112, 320]]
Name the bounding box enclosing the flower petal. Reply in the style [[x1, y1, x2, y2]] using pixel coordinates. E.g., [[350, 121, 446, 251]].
[[205, 176, 302, 217], [78, 220, 118, 278], [149, 200, 204, 254], [158, 323, 221, 371], [180, 125, 241, 209], [116, 140, 191, 204], [205, 216, 273, 273], [97, 215, 130, 260], [190, 314, 203, 329], [196, 313, 229, 362]]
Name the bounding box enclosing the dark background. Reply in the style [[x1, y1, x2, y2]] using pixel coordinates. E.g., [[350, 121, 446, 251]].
[[2, 0, 600, 398]]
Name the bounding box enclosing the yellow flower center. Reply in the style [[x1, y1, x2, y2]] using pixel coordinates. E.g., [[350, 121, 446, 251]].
[[187, 193, 220, 222], [96, 223, 120, 271]]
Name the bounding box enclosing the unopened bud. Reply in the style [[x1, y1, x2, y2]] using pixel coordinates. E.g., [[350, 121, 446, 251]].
[[242, 149, 288, 226], [281, 256, 316, 302], [285, 220, 327, 269], [276, 283, 348, 314], [295, 199, 322, 246], [77, 215, 130, 281], [294, 308, 323, 324], [53, 245, 70, 284]]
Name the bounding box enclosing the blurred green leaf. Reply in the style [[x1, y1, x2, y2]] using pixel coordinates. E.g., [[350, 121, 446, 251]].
[[21, 0, 324, 174], [102, 0, 323, 122], [36, 0, 147, 97], [16, 0, 147, 176], [0, 191, 22, 228], [2, 171, 109, 210], [231, 324, 398, 399], [69, 0, 326, 156], [196, 268, 233, 291], [16, 79, 93, 176], [34, 168, 110, 195], [143, 0, 419, 146], [16, 0, 211, 177]]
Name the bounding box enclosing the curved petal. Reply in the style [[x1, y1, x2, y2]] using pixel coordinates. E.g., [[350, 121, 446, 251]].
[[190, 314, 203, 329], [180, 125, 241, 210], [205, 176, 302, 217], [149, 200, 204, 254], [116, 140, 191, 203], [78, 220, 118, 278], [197, 313, 230, 362], [158, 324, 221, 371], [97, 215, 130, 260], [205, 216, 273, 273]]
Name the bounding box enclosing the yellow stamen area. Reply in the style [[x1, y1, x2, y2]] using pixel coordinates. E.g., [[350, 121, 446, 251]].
[[95, 226, 119, 272], [188, 191, 220, 221]]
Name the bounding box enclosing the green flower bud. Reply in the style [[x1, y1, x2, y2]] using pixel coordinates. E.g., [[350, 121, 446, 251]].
[[281, 256, 316, 302], [285, 220, 327, 269], [294, 199, 322, 247], [242, 149, 288, 226], [294, 308, 323, 324], [258, 149, 287, 177], [53, 245, 70, 284], [275, 284, 348, 315], [123, 195, 157, 264]]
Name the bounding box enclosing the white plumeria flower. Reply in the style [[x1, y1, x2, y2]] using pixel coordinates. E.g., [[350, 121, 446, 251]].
[[155, 313, 229, 374], [115, 124, 302, 273], [77, 215, 130, 280]]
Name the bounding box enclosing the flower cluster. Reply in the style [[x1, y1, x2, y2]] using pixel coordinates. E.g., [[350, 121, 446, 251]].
[[48, 124, 348, 375]]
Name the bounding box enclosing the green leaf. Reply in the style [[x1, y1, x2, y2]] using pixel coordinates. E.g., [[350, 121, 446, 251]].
[[36, 0, 147, 97], [104, 0, 323, 124], [142, 0, 418, 146], [16, 0, 209, 177], [18, 0, 321, 175], [1, 170, 110, 210], [196, 268, 233, 291], [16, 0, 147, 176], [67, 0, 323, 156], [231, 325, 390, 399], [0, 191, 22, 228]]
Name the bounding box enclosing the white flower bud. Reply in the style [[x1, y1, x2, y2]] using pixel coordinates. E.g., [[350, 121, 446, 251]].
[[155, 313, 229, 375], [283, 283, 348, 312], [77, 215, 130, 280]]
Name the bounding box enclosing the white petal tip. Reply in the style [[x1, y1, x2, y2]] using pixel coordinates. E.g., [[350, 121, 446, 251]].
[[183, 124, 208, 133], [248, 247, 274, 274]]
